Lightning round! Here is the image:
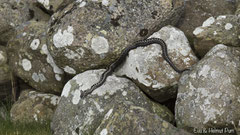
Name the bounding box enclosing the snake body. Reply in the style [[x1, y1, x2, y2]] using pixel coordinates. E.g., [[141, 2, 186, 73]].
[[80, 38, 188, 98]]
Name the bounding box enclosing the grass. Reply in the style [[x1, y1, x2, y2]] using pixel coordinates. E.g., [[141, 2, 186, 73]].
[[0, 100, 52, 135]]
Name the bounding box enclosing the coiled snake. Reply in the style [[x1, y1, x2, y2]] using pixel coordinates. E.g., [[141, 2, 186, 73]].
[[80, 38, 189, 98]]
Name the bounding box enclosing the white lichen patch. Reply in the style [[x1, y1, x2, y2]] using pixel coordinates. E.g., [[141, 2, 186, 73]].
[[29, 91, 59, 103], [22, 32, 27, 36], [32, 73, 40, 82], [55, 74, 62, 81], [38, 73, 46, 82], [72, 90, 81, 105], [188, 82, 196, 91], [102, 0, 109, 6], [225, 23, 233, 30], [30, 39, 40, 50], [152, 81, 166, 89], [22, 59, 32, 71], [32, 72, 46, 82], [215, 92, 222, 98], [193, 27, 204, 35], [79, 1, 86, 7], [37, 0, 50, 9], [91, 99, 104, 112], [53, 26, 74, 48], [216, 51, 227, 59], [91, 36, 109, 54], [199, 65, 211, 78], [122, 91, 127, 96], [217, 15, 226, 20], [41, 44, 63, 78], [64, 66, 76, 74], [33, 114, 38, 121], [100, 129, 108, 135], [61, 82, 71, 97], [213, 31, 217, 35], [64, 48, 84, 59], [200, 105, 224, 124], [104, 108, 113, 119], [0, 51, 5, 64], [210, 70, 218, 79], [50, 96, 60, 105], [202, 17, 215, 27]]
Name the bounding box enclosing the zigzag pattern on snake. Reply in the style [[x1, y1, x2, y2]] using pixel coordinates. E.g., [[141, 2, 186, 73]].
[[80, 38, 189, 98]]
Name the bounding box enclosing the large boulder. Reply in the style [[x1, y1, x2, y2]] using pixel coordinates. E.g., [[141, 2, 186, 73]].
[[8, 21, 64, 93], [47, 0, 185, 74], [93, 104, 193, 135], [116, 25, 198, 102], [10, 90, 60, 122], [0, 0, 31, 44], [51, 69, 176, 135], [0, 0, 52, 45], [177, 0, 236, 43], [193, 15, 240, 57], [175, 44, 240, 134]]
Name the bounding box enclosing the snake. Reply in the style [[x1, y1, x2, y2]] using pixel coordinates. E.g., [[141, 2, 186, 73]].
[[80, 38, 189, 98]]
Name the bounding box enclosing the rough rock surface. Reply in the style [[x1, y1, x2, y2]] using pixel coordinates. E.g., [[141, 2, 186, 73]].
[[175, 45, 240, 133], [177, 0, 236, 42], [235, 0, 240, 15], [193, 15, 240, 57], [0, 0, 31, 44], [51, 69, 175, 135], [36, 0, 74, 13], [8, 21, 64, 93], [0, 46, 10, 83], [10, 90, 60, 122], [93, 104, 193, 135], [0, 0, 54, 45], [0, 46, 11, 101], [48, 0, 184, 74], [116, 26, 198, 102]]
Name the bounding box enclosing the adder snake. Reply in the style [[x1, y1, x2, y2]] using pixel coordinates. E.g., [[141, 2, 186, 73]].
[[80, 38, 189, 98]]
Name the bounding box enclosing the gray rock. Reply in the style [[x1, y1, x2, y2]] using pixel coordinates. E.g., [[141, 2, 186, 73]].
[[0, 46, 10, 84], [0, 0, 52, 45], [0, 46, 7, 66], [0, 46, 11, 101], [93, 104, 193, 135], [47, 0, 184, 74], [193, 15, 240, 57], [51, 69, 174, 135], [8, 21, 64, 93], [0, 1, 31, 44], [116, 26, 198, 102], [177, 0, 236, 42], [235, 0, 240, 15], [10, 90, 60, 122], [175, 44, 240, 133], [36, 0, 74, 13]]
